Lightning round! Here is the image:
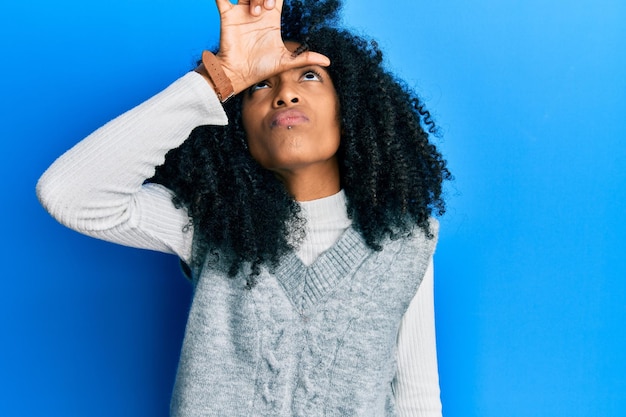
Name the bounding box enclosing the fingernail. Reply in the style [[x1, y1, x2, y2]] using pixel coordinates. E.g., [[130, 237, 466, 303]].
[[254, 5, 262, 15], [266, 0, 276, 8]]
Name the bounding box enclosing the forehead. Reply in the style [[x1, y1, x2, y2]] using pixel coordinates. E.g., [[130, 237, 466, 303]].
[[284, 41, 301, 53], [279, 41, 333, 79]]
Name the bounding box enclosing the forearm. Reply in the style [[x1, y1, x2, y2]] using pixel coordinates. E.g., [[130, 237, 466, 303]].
[[36, 72, 227, 252]]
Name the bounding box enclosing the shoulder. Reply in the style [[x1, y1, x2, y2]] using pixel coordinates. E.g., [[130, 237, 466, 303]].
[[376, 217, 439, 272]]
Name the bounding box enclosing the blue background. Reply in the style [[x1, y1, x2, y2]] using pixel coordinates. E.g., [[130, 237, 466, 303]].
[[2, 0, 625, 416]]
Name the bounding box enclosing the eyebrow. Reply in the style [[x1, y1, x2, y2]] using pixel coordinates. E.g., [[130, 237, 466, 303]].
[[244, 64, 331, 98], [290, 42, 310, 57]]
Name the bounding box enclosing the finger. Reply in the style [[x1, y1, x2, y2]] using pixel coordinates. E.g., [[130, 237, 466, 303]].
[[215, 0, 234, 14], [249, 0, 264, 16], [264, 0, 277, 10], [276, 51, 331, 78], [290, 51, 331, 68]]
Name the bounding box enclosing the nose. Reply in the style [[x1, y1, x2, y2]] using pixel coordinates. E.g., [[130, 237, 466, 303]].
[[273, 82, 300, 108]]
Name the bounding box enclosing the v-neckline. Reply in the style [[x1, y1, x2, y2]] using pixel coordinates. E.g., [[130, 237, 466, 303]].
[[273, 227, 371, 314]]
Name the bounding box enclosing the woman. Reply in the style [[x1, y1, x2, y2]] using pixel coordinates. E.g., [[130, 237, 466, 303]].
[[37, 0, 451, 416]]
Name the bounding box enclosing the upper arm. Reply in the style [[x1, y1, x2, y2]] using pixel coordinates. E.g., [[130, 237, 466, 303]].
[[393, 258, 443, 417]]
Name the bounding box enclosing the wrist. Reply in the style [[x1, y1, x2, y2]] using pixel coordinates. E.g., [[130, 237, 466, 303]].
[[214, 53, 247, 98], [200, 50, 235, 103], [194, 64, 212, 85]]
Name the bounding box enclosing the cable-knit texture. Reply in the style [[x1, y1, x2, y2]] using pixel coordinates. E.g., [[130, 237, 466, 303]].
[[37, 73, 442, 416], [171, 221, 438, 417]]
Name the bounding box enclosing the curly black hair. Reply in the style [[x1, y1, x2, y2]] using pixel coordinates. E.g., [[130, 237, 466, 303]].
[[150, 0, 451, 281]]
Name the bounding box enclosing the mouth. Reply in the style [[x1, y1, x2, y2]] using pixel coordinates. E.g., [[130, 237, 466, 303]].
[[270, 109, 310, 128]]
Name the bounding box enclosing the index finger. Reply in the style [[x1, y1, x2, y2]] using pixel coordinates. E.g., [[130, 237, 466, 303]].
[[248, 0, 278, 16], [293, 51, 331, 68]]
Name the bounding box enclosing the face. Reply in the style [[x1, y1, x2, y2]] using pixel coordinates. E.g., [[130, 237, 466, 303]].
[[241, 43, 341, 175]]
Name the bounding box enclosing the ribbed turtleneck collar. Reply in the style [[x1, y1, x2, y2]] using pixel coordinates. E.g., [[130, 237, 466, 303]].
[[298, 189, 349, 225], [295, 190, 352, 266]]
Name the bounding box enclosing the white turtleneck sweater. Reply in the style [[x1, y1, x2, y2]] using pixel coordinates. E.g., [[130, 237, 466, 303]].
[[298, 191, 441, 416], [37, 72, 442, 416]]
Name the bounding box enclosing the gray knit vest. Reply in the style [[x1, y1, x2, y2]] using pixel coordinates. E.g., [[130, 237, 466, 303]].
[[171, 222, 438, 417]]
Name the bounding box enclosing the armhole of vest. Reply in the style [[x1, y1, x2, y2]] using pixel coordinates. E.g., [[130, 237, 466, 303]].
[[179, 258, 193, 281]]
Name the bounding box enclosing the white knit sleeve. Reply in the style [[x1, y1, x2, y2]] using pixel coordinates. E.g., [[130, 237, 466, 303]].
[[393, 257, 443, 417], [36, 72, 228, 263]]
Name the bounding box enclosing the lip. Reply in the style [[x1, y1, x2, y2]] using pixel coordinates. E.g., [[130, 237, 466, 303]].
[[270, 108, 310, 128]]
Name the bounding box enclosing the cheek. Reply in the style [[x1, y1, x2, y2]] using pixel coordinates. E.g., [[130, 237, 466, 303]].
[[240, 110, 268, 165], [241, 104, 262, 149], [327, 91, 341, 129], [329, 101, 342, 141], [241, 102, 253, 137]]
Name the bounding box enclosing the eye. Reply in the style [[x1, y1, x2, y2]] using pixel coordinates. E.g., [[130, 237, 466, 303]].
[[249, 80, 270, 93], [302, 70, 323, 82]]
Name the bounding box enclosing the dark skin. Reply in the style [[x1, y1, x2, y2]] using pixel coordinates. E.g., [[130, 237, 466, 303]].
[[149, 0, 450, 278], [241, 42, 342, 201], [196, 1, 339, 201], [195, 0, 330, 98]]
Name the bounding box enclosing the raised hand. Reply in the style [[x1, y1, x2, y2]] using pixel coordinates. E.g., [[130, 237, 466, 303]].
[[210, 0, 330, 95]]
